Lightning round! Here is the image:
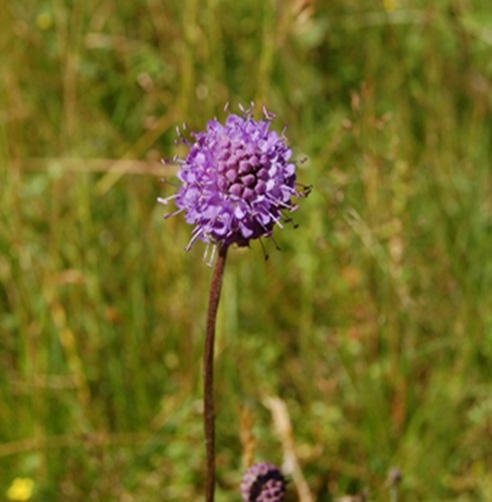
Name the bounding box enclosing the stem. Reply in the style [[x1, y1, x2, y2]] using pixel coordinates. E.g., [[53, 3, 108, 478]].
[[204, 243, 228, 502]]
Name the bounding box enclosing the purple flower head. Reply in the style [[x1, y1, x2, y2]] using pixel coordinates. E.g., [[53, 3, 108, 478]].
[[159, 105, 308, 253], [240, 462, 287, 502]]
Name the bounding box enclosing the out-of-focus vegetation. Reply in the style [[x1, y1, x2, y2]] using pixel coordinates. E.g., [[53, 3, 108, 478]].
[[1, 0, 492, 500]]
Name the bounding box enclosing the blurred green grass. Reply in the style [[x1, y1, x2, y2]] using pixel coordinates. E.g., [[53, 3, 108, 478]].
[[1, 0, 492, 500]]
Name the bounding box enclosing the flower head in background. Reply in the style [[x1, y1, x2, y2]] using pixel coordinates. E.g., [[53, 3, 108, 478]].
[[159, 104, 309, 255], [6, 478, 34, 502], [240, 462, 287, 502]]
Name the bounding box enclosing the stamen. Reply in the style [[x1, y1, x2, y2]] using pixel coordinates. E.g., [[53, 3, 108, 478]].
[[160, 178, 180, 188], [202, 241, 210, 263], [157, 194, 177, 205], [185, 228, 204, 251], [164, 207, 185, 219], [263, 193, 292, 210], [251, 213, 271, 233], [270, 235, 281, 251], [259, 238, 269, 261], [294, 182, 312, 196], [282, 217, 299, 229], [261, 207, 284, 228], [261, 105, 275, 121], [274, 218, 284, 229], [206, 243, 217, 267], [239, 102, 255, 118]]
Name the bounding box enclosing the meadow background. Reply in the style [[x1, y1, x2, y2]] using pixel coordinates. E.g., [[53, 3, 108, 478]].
[[1, 0, 492, 500]]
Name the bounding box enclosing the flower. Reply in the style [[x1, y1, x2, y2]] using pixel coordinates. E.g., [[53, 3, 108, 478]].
[[240, 462, 287, 502], [6, 478, 34, 501], [159, 105, 308, 252]]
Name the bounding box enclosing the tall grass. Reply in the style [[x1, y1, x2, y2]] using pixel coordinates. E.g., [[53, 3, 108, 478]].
[[1, 0, 492, 500]]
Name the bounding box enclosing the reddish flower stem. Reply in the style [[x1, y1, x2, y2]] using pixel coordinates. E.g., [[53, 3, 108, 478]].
[[204, 244, 228, 502]]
